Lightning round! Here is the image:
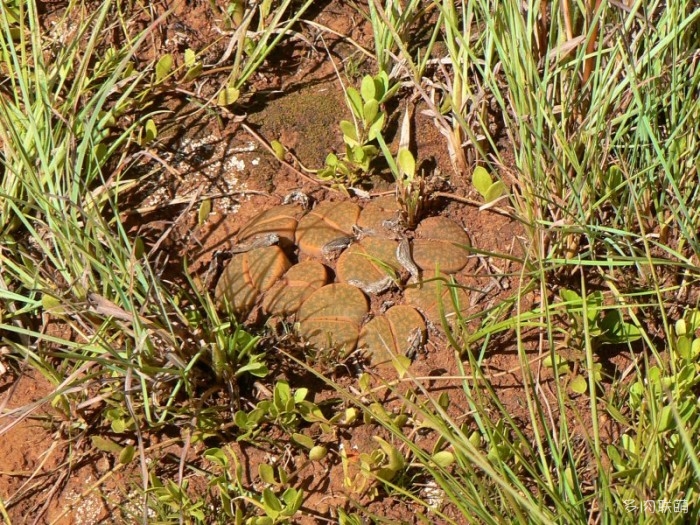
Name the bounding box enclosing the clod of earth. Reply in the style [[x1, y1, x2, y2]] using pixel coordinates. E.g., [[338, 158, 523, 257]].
[[237, 203, 305, 249], [295, 201, 361, 257], [357, 194, 400, 233], [214, 246, 292, 316], [336, 237, 401, 293], [404, 273, 470, 325], [411, 216, 471, 273], [297, 283, 369, 352], [262, 260, 329, 316], [358, 305, 426, 364]]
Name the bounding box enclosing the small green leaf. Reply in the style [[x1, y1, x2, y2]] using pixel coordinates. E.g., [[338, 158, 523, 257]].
[[360, 75, 376, 102], [560, 288, 582, 305], [676, 319, 688, 336], [41, 293, 65, 314], [392, 354, 411, 378], [91, 435, 123, 454], [119, 445, 135, 464], [687, 309, 700, 331], [431, 450, 455, 468], [184, 63, 203, 81], [544, 354, 570, 375], [471, 166, 493, 197], [569, 375, 587, 394], [397, 148, 415, 180], [691, 338, 700, 357], [259, 463, 277, 485], [363, 99, 379, 126], [155, 54, 173, 83], [217, 87, 240, 106], [484, 181, 506, 203], [292, 433, 314, 450], [198, 199, 211, 225], [271, 140, 285, 160], [468, 431, 481, 448], [339, 120, 359, 146], [346, 87, 363, 119], [366, 112, 385, 141], [184, 48, 196, 67], [281, 488, 303, 515], [262, 487, 282, 512], [309, 445, 328, 461], [344, 407, 358, 425]]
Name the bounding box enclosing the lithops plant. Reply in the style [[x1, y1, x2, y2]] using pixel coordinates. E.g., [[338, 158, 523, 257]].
[[358, 305, 426, 364], [336, 236, 401, 294], [237, 203, 305, 249], [297, 283, 368, 352], [215, 246, 292, 317], [295, 201, 361, 257], [357, 194, 400, 234], [262, 260, 329, 316], [411, 216, 471, 274], [404, 273, 469, 325]]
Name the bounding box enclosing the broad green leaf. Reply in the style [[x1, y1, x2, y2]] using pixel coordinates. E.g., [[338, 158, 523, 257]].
[[270, 140, 285, 160], [363, 99, 379, 126], [397, 148, 415, 180], [184, 63, 202, 81], [345, 87, 363, 119], [294, 387, 308, 403], [132, 237, 145, 260], [560, 288, 581, 304], [204, 448, 230, 468], [366, 112, 385, 141], [184, 48, 196, 67], [484, 181, 506, 203], [360, 75, 376, 102], [692, 338, 700, 357], [658, 405, 674, 432], [262, 488, 283, 513], [292, 433, 314, 450], [41, 293, 64, 314], [339, 120, 359, 146], [472, 166, 493, 197], [198, 199, 211, 225], [392, 354, 411, 378], [155, 54, 173, 83], [119, 445, 135, 464], [569, 375, 587, 394], [543, 353, 570, 374], [144, 118, 157, 143], [374, 73, 389, 101], [431, 450, 455, 468], [91, 435, 123, 454], [468, 431, 481, 448], [325, 152, 339, 167], [217, 87, 240, 106], [688, 309, 700, 331], [309, 445, 328, 461], [259, 463, 277, 485], [238, 360, 268, 378], [281, 488, 303, 514]]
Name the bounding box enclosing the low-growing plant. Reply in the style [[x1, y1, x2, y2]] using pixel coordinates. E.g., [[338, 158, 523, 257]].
[[375, 107, 426, 228], [603, 308, 700, 521], [319, 72, 398, 184], [471, 166, 507, 205], [204, 447, 305, 525], [233, 380, 329, 441]]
